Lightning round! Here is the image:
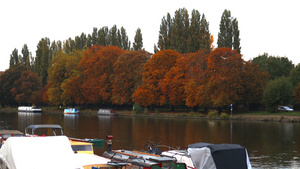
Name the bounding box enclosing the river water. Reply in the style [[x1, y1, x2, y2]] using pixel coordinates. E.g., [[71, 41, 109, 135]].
[[1, 111, 300, 168]]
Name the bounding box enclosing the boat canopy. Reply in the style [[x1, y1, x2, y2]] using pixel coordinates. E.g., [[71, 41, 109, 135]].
[[187, 142, 252, 169], [0, 136, 82, 169], [24, 124, 64, 136]]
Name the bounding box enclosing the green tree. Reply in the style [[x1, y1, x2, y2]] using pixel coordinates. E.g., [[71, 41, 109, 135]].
[[120, 27, 130, 50], [108, 25, 118, 46], [9, 48, 19, 67], [92, 27, 98, 45], [289, 64, 300, 87], [199, 14, 211, 53], [252, 53, 294, 80], [264, 77, 293, 112], [98, 26, 108, 46], [171, 8, 189, 53], [34, 37, 50, 86], [217, 9, 232, 48], [157, 13, 172, 51], [133, 28, 143, 51], [232, 18, 241, 53], [21, 44, 30, 66], [187, 9, 201, 53], [217, 9, 241, 53]]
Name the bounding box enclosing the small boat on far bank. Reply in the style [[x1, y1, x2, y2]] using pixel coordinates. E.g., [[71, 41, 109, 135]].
[[98, 109, 117, 116], [18, 106, 42, 113], [64, 108, 80, 114]]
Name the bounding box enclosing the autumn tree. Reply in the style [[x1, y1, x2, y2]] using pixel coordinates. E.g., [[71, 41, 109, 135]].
[[241, 61, 269, 110], [112, 50, 151, 105], [159, 53, 190, 109], [197, 48, 246, 108], [133, 28, 143, 51], [47, 50, 83, 106], [80, 46, 125, 104], [184, 50, 209, 108], [0, 65, 29, 106], [133, 49, 181, 107], [11, 70, 42, 105]]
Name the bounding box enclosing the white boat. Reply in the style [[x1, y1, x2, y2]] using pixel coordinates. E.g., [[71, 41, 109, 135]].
[[162, 142, 252, 169], [64, 108, 80, 114], [98, 109, 117, 116], [18, 106, 42, 113], [0, 135, 116, 169]]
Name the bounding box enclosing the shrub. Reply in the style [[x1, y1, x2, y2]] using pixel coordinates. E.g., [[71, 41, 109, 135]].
[[133, 103, 143, 114], [220, 113, 229, 119], [207, 111, 219, 118]]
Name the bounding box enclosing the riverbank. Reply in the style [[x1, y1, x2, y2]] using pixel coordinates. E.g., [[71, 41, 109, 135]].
[[1, 106, 300, 122]]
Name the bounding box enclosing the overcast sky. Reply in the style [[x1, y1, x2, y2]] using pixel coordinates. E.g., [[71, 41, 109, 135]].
[[1, 0, 299, 71]]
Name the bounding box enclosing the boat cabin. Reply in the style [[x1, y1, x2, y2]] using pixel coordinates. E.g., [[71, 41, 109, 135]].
[[24, 124, 64, 136]]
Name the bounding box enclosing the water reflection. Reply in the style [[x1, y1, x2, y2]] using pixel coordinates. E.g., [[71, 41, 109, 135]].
[[1, 112, 300, 168]]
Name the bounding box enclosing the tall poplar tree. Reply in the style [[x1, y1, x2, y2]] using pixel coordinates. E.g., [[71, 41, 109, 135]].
[[91, 27, 98, 45], [171, 8, 189, 53], [133, 28, 143, 51], [187, 9, 201, 53], [120, 27, 130, 50], [232, 18, 241, 53], [21, 44, 30, 66], [158, 13, 172, 51], [108, 25, 118, 46], [34, 37, 50, 86], [98, 26, 108, 46], [217, 9, 232, 48], [9, 48, 19, 68], [199, 14, 211, 53], [217, 9, 241, 53]]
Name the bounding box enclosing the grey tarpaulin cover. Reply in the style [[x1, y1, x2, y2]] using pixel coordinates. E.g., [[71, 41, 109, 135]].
[[187, 142, 252, 169]]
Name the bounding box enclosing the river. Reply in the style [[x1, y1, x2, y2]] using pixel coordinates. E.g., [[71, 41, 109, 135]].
[[1, 111, 300, 168]]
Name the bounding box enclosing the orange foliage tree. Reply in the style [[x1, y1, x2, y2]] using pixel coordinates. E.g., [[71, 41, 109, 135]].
[[112, 50, 151, 105], [203, 48, 245, 107], [133, 49, 182, 107], [11, 70, 42, 105], [80, 46, 126, 104], [184, 50, 209, 107]]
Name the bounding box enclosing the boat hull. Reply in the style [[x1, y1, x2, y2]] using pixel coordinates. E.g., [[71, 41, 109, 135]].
[[64, 108, 80, 114], [18, 106, 42, 113], [98, 109, 117, 116]]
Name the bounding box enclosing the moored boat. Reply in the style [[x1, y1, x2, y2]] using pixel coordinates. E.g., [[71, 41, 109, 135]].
[[24, 124, 104, 148], [162, 142, 252, 169], [98, 109, 117, 116], [18, 106, 42, 113], [0, 135, 117, 169], [64, 108, 80, 114], [102, 136, 187, 169]]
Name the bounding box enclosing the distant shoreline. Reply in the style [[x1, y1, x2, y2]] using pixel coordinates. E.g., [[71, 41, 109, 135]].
[[1, 107, 300, 123]]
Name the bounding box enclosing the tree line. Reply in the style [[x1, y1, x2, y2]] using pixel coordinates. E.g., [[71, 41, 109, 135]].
[[1, 8, 298, 112]]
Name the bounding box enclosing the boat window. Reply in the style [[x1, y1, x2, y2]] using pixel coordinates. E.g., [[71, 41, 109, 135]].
[[71, 145, 93, 151]]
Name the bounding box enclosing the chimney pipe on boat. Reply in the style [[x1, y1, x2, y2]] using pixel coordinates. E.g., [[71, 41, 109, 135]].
[[107, 135, 113, 152]]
